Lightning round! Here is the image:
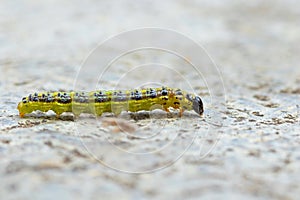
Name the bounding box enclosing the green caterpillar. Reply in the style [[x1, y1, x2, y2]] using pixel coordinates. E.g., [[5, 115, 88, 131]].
[[17, 87, 203, 118]]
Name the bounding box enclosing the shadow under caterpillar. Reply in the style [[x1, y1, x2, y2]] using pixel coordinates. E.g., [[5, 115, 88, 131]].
[[17, 87, 204, 118]]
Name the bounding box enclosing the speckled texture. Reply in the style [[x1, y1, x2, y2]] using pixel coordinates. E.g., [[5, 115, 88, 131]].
[[1, 0, 300, 199]]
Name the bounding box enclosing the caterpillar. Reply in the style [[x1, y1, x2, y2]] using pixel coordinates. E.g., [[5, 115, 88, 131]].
[[17, 87, 204, 118]]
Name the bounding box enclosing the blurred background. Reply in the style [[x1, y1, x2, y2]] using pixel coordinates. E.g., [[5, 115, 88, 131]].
[[0, 0, 299, 199], [1, 0, 299, 91]]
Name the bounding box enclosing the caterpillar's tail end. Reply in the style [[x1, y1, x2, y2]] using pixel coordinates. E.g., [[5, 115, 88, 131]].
[[17, 102, 25, 118]]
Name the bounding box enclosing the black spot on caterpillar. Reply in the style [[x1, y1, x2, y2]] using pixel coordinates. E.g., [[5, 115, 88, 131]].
[[17, 87, 204, 118]]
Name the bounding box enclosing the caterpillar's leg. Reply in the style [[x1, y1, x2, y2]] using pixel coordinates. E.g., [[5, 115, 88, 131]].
[[96, 111, 103, 117], [55, 110, 63, 119], [72, 110, 81, 117], [93, 106, 104, 117], [163, 107, 170, 113], [97, 112, 103, 117], [113, 110, 122, 117], [73, 112, 81, 120], [179, 107, 184, 117]]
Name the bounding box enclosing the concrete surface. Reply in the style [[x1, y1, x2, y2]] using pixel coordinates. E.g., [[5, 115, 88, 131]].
[[0, 0, 299, 199]]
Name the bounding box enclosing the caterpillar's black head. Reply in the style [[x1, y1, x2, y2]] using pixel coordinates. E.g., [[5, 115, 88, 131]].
[[186, 94, 204, 115], [193, 95, 204, 115]]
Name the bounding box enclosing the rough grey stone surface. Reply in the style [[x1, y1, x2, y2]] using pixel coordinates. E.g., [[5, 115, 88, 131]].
[[0, 0, 299, 199]]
